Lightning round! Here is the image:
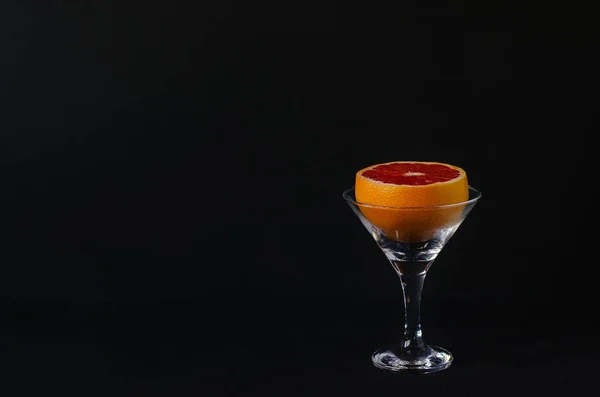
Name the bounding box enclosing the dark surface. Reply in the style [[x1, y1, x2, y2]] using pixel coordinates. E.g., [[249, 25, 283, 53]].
[[2, 298, 599, 395], [2, 0, 597, 395]]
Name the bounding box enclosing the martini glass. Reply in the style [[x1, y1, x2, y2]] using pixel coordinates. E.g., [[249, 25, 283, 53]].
[[343, 186, 481, 373]]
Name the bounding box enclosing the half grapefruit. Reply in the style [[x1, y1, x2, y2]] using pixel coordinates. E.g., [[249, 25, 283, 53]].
[[355, 161, 469, 242]]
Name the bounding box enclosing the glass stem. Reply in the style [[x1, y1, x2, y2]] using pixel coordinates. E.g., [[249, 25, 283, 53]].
[[399, 271, 429, 357]]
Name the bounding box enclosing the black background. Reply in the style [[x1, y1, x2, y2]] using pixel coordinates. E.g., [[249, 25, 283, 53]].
[[2, 0, 597, 395]]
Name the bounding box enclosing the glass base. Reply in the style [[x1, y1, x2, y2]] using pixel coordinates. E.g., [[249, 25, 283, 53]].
[[372, 345, 453, 373]]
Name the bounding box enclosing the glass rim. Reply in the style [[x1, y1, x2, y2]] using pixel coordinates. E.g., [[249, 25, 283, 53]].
[[343, 185, 482, 210]]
